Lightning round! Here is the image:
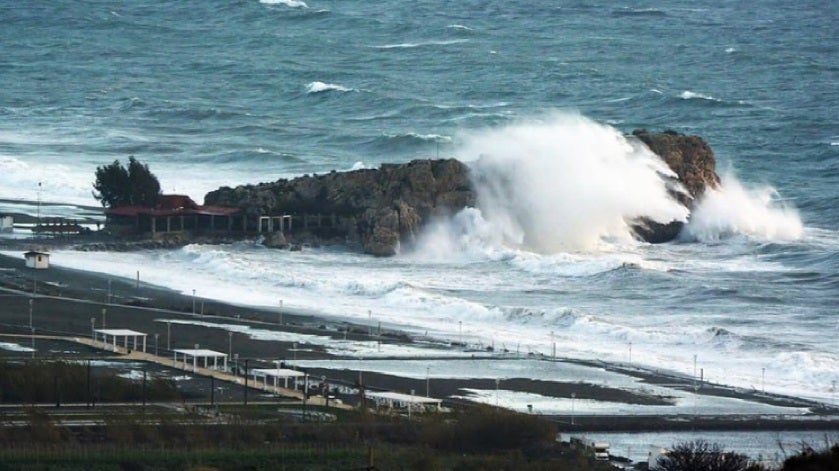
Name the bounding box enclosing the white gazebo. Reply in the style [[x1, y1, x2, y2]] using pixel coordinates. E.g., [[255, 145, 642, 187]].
[[173, 348, 228, 372], [366, 391, 442, 412], [93, 328, 147, 353], [251, 367, 306, 391]]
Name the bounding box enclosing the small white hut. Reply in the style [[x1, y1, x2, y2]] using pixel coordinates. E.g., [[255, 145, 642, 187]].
[[24, 251, 50, 269], [0, 215, 13, 233]]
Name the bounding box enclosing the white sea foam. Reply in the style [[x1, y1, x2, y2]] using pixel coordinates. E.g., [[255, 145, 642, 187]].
[[306, 81, 353, 94], [447, 24, 473, 31], [683, 175, 804, 242], [373, 39, 469, 49], [725, 47, 737, 53], [0, 342, 35, 352], [260, 0, 307, 8], [451, 112, 688, 253], [680, 90, 720, 101]]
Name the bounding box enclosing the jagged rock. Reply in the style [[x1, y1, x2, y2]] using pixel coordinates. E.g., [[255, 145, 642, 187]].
[[204, 132, 721, 254], [263, 231, 288, 249], [630, 129, 721, 242], [205, 159, 475, 256]]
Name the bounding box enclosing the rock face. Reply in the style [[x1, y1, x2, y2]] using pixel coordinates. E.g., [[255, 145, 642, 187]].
[[203, 131, 720, 255], [630, 129, 721, 242], [204, 159, 475, 256]]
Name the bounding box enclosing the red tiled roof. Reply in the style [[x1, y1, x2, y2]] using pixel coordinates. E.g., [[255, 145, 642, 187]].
[[106, 195, 239, 218]]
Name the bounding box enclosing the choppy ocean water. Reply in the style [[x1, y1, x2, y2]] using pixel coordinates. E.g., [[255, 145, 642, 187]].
[[1, 0, 837, 404]]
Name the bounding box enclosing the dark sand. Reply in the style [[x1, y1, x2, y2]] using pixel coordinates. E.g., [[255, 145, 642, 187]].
[[1, 250, 837, 433]]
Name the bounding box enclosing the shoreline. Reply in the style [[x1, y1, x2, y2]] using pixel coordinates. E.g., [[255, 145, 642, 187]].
[[1, 250, 838, 434]]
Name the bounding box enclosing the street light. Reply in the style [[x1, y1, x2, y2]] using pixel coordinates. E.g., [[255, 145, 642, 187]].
[[30, 327, 35, 358], [279, 299, 283, 325], [761, 367, 766, 394], [426, 366, 430, 397], [571, 392, 576, 425], [154, 333, 159, 356], [192, 289, 196, 314], [166, 321, 171, 350], [90, 317, 96, 343], [101, 308, 106, 328], [228, 331, 233, 360], [29, 298, 33, 329]]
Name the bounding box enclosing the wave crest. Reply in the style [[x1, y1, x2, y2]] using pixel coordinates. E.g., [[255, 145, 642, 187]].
[[306, 81, 354, 94], [682, 176, 804, 242]]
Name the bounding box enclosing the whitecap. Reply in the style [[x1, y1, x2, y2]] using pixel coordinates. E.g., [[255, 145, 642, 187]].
[[680, 90, 720, 101], [372, 39, 469, 49], [260, 0, 308, 8], [447, 24, 473, 31], [305, 81, 353, 94], [725, 47, 737, 53]]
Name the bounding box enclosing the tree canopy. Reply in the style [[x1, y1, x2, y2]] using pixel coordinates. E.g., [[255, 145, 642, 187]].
[[93, 156, 161, 208]]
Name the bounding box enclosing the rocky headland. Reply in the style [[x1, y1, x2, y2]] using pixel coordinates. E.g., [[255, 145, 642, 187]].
[[204, 130, 720, 255]]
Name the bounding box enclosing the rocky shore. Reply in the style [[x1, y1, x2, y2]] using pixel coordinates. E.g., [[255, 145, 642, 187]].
[[204, 130, 720, 255]]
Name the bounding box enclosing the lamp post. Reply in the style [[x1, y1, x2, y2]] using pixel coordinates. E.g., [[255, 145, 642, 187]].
[[458, 321, 463, 348], [279, 299, 283, 325], [101, 308, 106, 328], [293, 342, 297, 361], [154, 333, 159, 356], [29, 298, 33, 329], [228, 331, 233, 360], [761, 367, 766, 394], [426, 366, 430, 397], [571, 392, 576, 425], [90, 317, 96, 344], [166, 321, 171, 350], [30, 327, 35, 358], [495, 378, 500, 406], [107, 279, 112, 304], [192, 289, 196, 314], [368, 310, 372, 337]]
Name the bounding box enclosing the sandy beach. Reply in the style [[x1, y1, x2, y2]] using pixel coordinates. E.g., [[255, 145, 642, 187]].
[[1, 246, 838, 439]]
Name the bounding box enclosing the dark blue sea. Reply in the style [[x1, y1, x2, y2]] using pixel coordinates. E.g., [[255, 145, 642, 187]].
[[1, 0, 837, 416]]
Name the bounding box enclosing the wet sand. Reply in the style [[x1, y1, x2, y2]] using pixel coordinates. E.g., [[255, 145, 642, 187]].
[[1, 250, 837, 433]]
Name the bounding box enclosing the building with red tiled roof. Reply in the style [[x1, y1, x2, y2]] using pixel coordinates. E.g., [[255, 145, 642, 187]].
[[105, 195, 244, 236]]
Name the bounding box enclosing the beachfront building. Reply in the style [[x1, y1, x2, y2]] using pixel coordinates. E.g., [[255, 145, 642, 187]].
[[105, 194, 243, 236], [0, 215, 13, 233], [23, 251, 50, 269], [251, 367, 306, 391]]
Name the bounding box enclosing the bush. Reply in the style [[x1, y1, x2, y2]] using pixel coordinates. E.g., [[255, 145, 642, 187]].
[[656, 440, 758, 471]]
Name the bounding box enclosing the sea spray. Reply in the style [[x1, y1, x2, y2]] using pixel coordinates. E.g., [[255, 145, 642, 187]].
[[683, 175, 804, 242], [453, 113, 689, 253]]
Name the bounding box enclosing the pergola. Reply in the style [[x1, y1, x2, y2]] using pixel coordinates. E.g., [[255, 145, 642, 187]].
[[251, 367, 306, 391], [93, 329, 147, 353], [173, 348, 227, 372], [366, 391, 442, 412]]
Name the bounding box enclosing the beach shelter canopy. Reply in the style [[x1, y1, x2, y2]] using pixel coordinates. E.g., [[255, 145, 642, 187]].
[[173, 348, 227, 372], [251, 367, 306, 390], [366, 391, 442, 410], [94, 328, 147, 353]]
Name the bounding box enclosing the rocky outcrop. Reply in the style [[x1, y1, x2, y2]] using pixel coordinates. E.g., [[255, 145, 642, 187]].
[[629, 129, 721, 242], [204, 159, 474, 256], [203, 131, 720, 255]]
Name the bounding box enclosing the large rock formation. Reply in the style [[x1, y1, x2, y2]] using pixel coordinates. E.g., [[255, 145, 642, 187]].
[[203, 130, 720, 255], [204, 159, 474, 256], [630, 129, 720, 242]]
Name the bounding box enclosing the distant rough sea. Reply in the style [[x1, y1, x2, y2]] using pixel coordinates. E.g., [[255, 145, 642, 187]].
[[1, 0, 837, 404]]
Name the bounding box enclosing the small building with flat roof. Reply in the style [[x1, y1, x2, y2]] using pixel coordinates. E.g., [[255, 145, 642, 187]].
[[366, 391, 442, 412], [251, 367, 306, 391], [23, 251, 50, 269]]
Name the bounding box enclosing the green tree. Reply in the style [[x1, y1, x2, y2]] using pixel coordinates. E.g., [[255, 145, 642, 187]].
[[93, 156, 161, 208]]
